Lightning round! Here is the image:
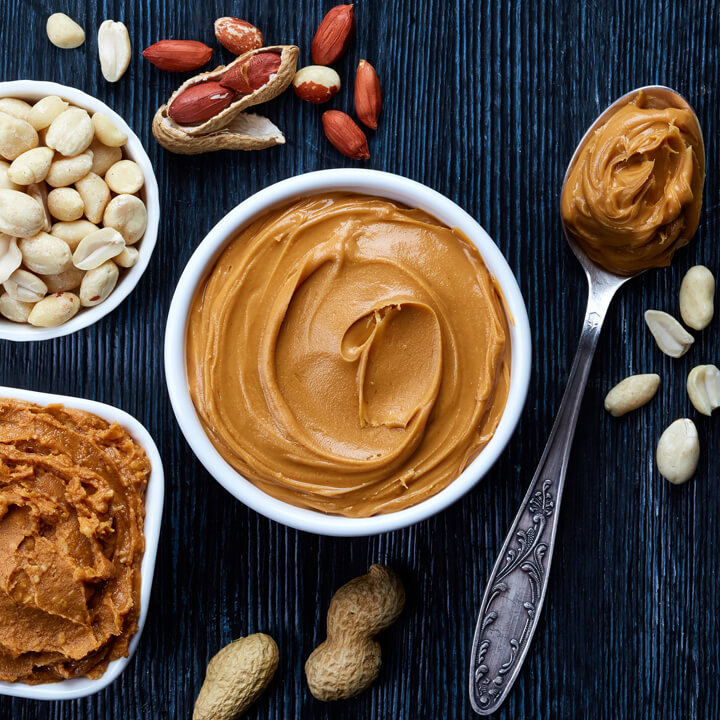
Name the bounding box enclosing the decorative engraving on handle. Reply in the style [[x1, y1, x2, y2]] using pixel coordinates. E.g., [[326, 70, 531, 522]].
[[587, 310, 602, 329], [471, 478, 555, 711]]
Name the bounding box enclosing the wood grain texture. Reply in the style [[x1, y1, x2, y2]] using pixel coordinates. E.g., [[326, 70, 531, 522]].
[[0, 0, 718, 717]]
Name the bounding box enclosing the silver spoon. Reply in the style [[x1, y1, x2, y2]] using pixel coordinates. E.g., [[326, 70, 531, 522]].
[[468, 85, 704, 715]]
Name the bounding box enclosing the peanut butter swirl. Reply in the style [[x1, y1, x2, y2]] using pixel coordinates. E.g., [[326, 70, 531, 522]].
[[187, 194, 511, 517], [561, 92, 704, 275]]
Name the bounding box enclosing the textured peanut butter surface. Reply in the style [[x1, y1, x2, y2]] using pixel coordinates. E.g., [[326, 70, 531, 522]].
[[187, 193, 511, 517], [561, 93, 704, 275], [0, 399, 149, 684]]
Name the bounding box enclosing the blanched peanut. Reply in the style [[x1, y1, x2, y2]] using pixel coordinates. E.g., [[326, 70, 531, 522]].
[[28, 292, 80, 326], [0, 189, 44, 237], [88, 138, 121, 176], [98, 20, 131, 83], [47, 187, 84, 221], [80, 260, 118, 306], [103, 194, 147, 244], [0, 160, 21, 191], [7, 147, 54, 185], [45, 107, 94, 157], [686, 364, 720, 416], [656, 418, 699, 485], [46, 150, 93, 187], [27, 182, 51, 231], [51, 219, 98, 250], [19, 232, 73, 275], [114, 245, 139, 268], [105, 160, 143, 194], [644, 310, 694, 358], [0, 233, 22, 283], [28, 95, 69, 130], [42, 266, 84, 293], [0, 112, 39, 160], [604, 373, 660, 417], [73, 227, 124, 270], [0, 292, 34, 322], [75, 172, 110, 223], [46, 13, 85, 49], [0, 99, 32, 122], [3, 268, 47, 302], [91, 113, 127, 147], [679, 265, 714, 331]]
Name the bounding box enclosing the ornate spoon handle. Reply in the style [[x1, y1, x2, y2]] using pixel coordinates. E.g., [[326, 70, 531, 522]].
[[469, 278, 619, 715]]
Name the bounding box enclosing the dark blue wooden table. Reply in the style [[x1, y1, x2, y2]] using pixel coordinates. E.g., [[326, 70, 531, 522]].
[[1, 1, 718, 718]]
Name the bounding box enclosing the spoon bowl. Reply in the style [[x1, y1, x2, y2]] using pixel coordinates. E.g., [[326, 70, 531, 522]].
[[561, 84, 705, 278]]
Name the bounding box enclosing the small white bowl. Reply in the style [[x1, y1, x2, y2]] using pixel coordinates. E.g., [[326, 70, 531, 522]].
[[165, 169, 531, 536], [0, 80, 160, 341], [0, 385, 164, 700]]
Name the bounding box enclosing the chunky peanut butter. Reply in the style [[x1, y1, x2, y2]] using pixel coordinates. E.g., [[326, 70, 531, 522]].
[[187, 193, 511, 517], [561, 92, 704, 275], [0, 399, 149, 683]]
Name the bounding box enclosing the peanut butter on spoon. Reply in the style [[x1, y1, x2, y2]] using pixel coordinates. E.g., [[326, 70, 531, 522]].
[[561, 90, 705, 275], [470, 87, 704, 716]]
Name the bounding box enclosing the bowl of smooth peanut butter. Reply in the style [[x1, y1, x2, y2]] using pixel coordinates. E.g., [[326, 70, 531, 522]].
[[165, 170, 531, 536]]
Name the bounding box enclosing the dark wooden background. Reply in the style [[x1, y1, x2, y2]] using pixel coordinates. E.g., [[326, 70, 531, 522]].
[[0, 0, 718, 717]]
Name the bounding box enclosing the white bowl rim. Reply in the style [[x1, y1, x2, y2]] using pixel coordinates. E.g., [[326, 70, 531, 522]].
[[0, 80, 160, 342], [0, 385, 164, 700], [165, 169, 531, 537]]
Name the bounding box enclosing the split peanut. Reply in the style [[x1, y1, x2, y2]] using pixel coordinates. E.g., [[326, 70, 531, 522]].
[[686, 364, 720, 416], [98, 21, 132, 83], [0, 234, 22, 284], [3, 269, 47, 303], [644, 309, 694, 358], [73, 227, 125, 270]]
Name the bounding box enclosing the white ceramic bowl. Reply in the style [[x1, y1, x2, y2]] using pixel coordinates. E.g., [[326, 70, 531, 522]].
[[0, 386, 164, 700], [165, 169, 531, 536], [0, 80, 160, 341]]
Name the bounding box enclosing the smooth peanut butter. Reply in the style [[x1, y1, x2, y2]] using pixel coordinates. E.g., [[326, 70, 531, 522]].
[[0, 399, 149, 683], [561, 92, 704, 275], [187, 193, 511, 517]]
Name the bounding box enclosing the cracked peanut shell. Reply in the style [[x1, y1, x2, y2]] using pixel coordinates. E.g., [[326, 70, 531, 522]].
[[152, 45, 298, 154]]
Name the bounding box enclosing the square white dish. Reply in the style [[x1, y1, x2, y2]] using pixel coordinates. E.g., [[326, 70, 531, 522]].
[[0, 385, 164, 700]]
